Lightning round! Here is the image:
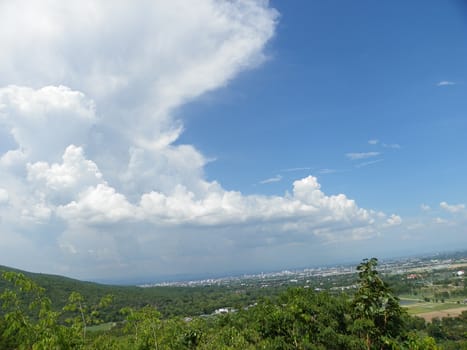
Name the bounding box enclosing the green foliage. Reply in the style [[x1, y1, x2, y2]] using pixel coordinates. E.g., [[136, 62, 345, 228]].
[[0, 264, 286, 321], [63, 291, 114, 341], [0, 271, 114, 349], [0, 271, 78, 349], [425, 311, 467, 348], [351, 258, 406, 349], [4, 259, 466, 349], [404, 332, 440, 350], [121, 305, 163, 349], [250, 288, 359, 349]]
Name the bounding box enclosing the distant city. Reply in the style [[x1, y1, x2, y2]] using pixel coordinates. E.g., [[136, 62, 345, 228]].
[[139, 250, 467, 288]]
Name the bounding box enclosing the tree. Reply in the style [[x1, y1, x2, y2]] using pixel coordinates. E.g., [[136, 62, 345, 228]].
[[121, 305, 163, 349], [351, 258, 406, 350]]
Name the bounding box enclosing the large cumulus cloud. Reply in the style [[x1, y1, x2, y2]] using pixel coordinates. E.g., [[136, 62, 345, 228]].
[[0, 0, 400, 280]]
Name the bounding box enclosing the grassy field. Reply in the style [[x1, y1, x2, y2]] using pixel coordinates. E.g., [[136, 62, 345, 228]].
[[406, 302, 462, 314], [403, 296, 467, 322]]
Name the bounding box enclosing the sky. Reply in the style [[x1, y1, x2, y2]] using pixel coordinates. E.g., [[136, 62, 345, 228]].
[[0, 0, 466, 283]]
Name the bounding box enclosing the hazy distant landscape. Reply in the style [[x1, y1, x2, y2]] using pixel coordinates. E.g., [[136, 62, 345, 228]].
[[1, 251, 467, 348]]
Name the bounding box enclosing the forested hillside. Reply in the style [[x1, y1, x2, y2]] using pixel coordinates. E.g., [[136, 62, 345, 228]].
[[2, 258, 466, 349], [0, 265, 283, 320]]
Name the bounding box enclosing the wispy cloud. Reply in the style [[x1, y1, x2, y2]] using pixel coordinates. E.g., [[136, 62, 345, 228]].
[[260, 175, 282, 184], [280, 167, 335, 175], [355, 159, 383, 168], [437, 81, 456, 86], [281, 167, 313, 172], [382, 143, 401, 149], [434, 217, 448, 224], [420, 204, 431, 211], [346, 152, 380, 160], [368, 139, 400, 149], [318, 168, 336, 174]]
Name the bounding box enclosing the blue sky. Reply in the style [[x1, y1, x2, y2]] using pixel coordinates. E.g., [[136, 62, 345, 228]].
[[0, 0, 466, 282], [181, 0, 467, 212]]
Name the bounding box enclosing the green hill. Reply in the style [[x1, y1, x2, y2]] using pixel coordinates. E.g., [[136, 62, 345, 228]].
[[0, 265, 275, 320]]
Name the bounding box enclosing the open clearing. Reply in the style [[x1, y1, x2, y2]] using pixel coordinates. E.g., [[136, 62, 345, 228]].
[[406, 301, 462, 314], [404, 300, 467, 321], [415, 306, 467, 321]]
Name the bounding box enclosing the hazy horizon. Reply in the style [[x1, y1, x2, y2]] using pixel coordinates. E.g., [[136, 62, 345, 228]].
[[2, 246, 463, 287]]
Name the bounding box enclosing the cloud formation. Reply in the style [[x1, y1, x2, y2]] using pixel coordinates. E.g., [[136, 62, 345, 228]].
[[0, 1, 402, 280], [440, 201, 465, 213], [385, 214, 402, 227]]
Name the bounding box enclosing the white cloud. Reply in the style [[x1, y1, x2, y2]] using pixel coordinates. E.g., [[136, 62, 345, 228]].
[[0, 0, 408, 279], [0, 85, 96, 162], [57, 184, 136, 224], [28, 145, 102, 191], [260, 175, 282, 184], [385, 214, 402, 227], [0, 0, 278, 148], [437, 81, 456, 86], [440, 201, 465, 213], [45, 174, 397, 279], [346, 152, 380, 160], [120, 144, 209, 197], [368, 139, 379, 145], [137, 176, 379, 229], [0, 149, 27, 169]]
